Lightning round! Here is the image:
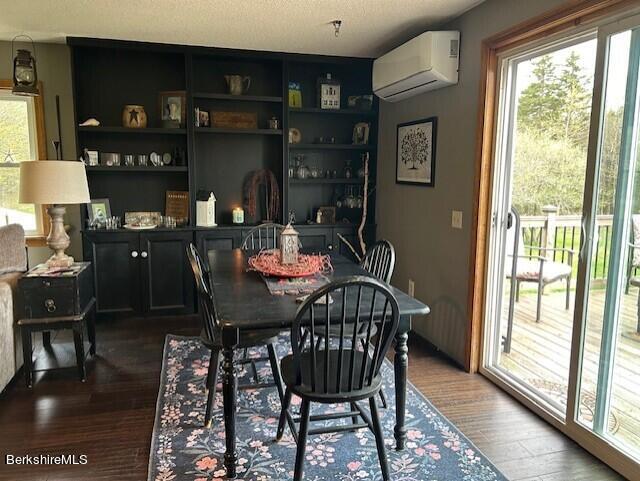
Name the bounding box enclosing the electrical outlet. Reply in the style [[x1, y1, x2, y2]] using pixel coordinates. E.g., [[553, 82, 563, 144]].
[[452, 210, 463, 229], [408, 279, 415, 297]]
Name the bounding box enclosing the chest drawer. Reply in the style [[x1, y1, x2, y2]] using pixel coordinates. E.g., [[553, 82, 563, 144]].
[[19, 263, 94, 319], [22, 287, 77, 318]]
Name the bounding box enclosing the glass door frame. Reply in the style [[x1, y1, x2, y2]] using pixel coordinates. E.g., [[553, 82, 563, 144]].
[[480, 10, 640, 479], [566, 11, 640, 471], [481, 26, 599, 421]]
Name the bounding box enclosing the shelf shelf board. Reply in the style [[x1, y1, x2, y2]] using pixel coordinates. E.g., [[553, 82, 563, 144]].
[[289, 107, 376, 116], [289, 143, 373, 151], [195, 127, 283, 135], [78, 126, 186, 135], [290, 178, 365, 185], [85, 166, 188, 172], [193, 93, 283, 103]]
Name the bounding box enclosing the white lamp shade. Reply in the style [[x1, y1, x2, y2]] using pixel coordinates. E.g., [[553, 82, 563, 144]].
[[19, 160, 90, 204]]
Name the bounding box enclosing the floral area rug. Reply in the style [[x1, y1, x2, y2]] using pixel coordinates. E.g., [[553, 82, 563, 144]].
[[148, 335, 507, 481]]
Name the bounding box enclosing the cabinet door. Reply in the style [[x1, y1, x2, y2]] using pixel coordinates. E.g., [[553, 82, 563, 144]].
[[295, 226, 334, 251], [196, 229, 242, 253], [83, 232, 141, 317], [140, 231, 195, 315]]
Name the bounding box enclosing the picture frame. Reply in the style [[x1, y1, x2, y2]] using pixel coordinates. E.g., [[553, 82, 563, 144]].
[[396, 117, 437, 187], [352, 122, 370, 145], [87, 198, 111, 224], [81, 148, 99, 166], [317, 206, 336, 225], [159, 90, 186, 128], [198, 109, 210, 127]]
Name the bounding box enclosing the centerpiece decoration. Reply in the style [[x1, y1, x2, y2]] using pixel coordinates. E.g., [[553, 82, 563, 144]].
[[247, 223, 332, 278]]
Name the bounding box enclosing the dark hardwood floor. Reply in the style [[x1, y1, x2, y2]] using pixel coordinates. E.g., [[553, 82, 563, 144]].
[[0, 316, 626, 481]]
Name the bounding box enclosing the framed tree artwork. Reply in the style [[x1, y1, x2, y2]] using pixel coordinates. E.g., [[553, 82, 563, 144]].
[[396, 117, 437, 186]]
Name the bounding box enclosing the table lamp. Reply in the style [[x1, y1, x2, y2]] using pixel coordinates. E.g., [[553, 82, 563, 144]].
[[19, 160, 90, 268]]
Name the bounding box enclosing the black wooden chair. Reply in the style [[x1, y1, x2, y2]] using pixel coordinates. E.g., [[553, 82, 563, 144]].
[[241, 222, 285, 250], [361, 240, 396, 283], [186, 243, 285, 427], [311, 240, 396, 407], [276, 276, 400, 481]]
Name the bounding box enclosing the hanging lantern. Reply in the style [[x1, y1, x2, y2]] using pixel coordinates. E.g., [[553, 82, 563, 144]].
[[12, 36, 39, 97], [280, 223, 300, 265]]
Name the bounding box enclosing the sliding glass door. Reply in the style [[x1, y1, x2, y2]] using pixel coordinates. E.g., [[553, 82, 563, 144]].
[[573, 14, 640, 462], [484, 32, 597, 418], [484, 10, 640, 473]]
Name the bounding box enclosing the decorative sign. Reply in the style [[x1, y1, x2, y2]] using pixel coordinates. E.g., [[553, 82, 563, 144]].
[[165, 191, 189, 225]]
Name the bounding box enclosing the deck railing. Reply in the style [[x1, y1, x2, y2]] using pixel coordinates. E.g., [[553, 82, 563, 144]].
[[520, 207, 614, 280]]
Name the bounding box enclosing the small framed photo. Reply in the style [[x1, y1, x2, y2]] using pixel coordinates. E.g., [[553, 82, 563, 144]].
[[87, 198, 111, 224], [159, 91, 186, 128], [352, 122, 370, 145], [198, 109, 210, 127], [316, 206, 336, 225], [396, 117, 437, 187], [82, 149, 99, 166]]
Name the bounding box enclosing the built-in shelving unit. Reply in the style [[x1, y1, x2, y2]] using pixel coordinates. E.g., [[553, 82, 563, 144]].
[[289, 107, 376, 116], [289, 143, 374, 151], [195, 127, 283, 135], [290, 178, 366, 185], [194, 93, 283, 103], [78, 126, 187, 135], [85, 166, 189, 173]]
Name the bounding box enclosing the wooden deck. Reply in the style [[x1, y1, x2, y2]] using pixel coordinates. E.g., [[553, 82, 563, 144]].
[[499, 285, 640, 455]]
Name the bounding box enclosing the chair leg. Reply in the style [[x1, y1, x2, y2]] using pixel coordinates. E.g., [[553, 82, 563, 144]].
[[293, 399, 311, 481], [536, 279, 543, 322], [350, 402, 359, 424], [267, 343, 285, 403], [565, 275, 572, 310], [369, 396, 390, 481], [379, 389, 388, 409], [276, 388, 292, 441], [515, 280, 521, 303], [205, 348, 222, 428], [636, 289, 640, 334], [250, 360, 260, 383]]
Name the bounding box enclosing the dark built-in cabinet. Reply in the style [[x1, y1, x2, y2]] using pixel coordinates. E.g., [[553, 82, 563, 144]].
[[83, 230, 194, 317], [71, 37, 378, 319]]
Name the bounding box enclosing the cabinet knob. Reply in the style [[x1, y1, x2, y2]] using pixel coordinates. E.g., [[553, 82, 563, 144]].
[[44, 299, 56, 313], [131, 250, 139, 258], [141, 251, 148, 258], [328, 244, 333, 251]]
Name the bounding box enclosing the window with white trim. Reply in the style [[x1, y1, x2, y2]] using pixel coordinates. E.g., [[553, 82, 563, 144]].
[[0, 88, 43, 236]]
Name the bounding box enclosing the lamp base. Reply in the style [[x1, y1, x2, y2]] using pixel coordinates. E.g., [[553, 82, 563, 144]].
[[45, 252, 75, 268], [46, 205, 74, 268]]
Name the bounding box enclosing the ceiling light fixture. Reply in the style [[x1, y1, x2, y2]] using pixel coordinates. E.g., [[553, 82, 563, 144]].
[[331, 20, 342, 37]]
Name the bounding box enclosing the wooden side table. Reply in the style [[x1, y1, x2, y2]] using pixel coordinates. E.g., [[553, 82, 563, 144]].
[[18, 262, 96, 387]]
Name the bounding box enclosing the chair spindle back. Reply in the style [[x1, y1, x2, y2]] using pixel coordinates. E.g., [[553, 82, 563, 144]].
[[241, 223, 285, 250], [361, 240, 395, 283], [186, 243, 218, 343], [291, 276, 400, 395]]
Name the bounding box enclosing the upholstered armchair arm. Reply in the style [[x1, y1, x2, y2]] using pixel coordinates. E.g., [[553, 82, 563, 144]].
[[523, 246, 575, 266]]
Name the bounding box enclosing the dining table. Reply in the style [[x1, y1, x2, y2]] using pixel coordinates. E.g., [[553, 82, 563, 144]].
[[208, 249, 430, 478]]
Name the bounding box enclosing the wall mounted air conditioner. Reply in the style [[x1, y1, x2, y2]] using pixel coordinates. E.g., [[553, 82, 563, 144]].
[[373, 31, 460, 102]]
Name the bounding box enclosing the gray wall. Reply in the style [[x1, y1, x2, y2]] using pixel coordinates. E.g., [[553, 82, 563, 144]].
[[376, 0, 567, 366], [0, 41, 81, 265]]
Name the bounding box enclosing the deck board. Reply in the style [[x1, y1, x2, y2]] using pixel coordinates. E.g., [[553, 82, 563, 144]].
[[497, 285, 640, 454]]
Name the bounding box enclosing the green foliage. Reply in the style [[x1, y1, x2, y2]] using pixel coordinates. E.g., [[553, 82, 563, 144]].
[[0, 98, 34, 217], [513, 51, 622, 216]]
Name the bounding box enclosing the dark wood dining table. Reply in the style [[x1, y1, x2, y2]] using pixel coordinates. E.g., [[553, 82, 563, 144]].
[[208, 249, 430, 478]]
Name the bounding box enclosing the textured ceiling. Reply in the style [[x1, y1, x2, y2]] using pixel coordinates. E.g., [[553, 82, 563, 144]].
[[0, 0, 483, 57]]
